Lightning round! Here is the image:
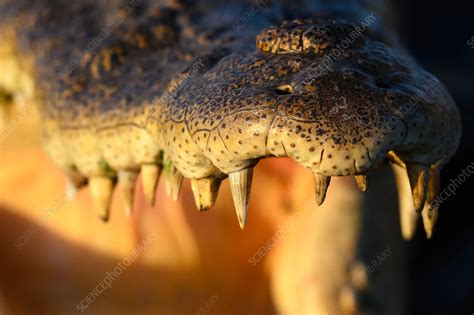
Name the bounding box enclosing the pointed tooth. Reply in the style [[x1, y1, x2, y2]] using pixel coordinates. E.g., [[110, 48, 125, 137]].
[[387, 150, 404, 167], [118, 171, 138, 216], [229, 168, 253, 229], [191, 177, 222, 211], [164, 164, 183, 201], [65, 180, 79, 202], [354, 175, 369, 192], [391, 163, 419, 240], [314, 174, 331, 206], [89, 176, 114, 222], [422, 203, 438, 240], [141, 164, 162, 206], [406, 163, 430, 213], [422, 169, 440, 239]]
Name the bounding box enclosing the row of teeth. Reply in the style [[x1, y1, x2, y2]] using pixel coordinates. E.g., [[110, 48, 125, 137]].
[[70, 150, 438, 240]]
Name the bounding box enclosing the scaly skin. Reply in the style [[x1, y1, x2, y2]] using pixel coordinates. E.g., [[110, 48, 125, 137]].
[[0, 0, 463, 314], [0, 0, 461, 221]]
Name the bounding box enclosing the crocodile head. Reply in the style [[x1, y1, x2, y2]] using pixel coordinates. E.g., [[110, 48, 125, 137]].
[[0, 1, 465, 314], [148, 16, 461, 232], [0, 0, 462, 236]]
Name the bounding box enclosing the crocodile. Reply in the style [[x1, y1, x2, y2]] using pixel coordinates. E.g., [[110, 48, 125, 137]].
[[0, 0, 461, 229], [0, 0, 464, 314]]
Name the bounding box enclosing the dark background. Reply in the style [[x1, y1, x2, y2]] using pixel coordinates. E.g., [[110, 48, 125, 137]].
[[397, 1, 474, 314]]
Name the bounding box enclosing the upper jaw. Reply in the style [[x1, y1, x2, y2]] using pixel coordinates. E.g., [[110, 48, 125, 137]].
[[155, 19, 461, 179], [1, 3, 461, 231], [143, 17, 461, 231]]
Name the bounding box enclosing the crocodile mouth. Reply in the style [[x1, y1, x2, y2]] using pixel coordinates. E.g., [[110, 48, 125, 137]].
[[0, 1, 461, 239], [144, 35, 460, 233]]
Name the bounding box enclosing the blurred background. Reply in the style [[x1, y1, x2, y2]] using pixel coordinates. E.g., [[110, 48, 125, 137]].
[[398, 1, 474, 314], [0, 0, 473, 314]]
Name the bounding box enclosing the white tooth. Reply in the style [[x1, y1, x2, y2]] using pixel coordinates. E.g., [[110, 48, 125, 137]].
[[66, 182, 77, 197], [191, 177, 222, 211], [89, 176, 115, 222], [164, 164, 183, 201], [66, 180, 79, 202], [387, 150, 405, 167], [391, 163, 419, 240], [314, 174, 331, 206], [141, 164, 162, 206], [406, 163, 430, 213], [118, 171, 138, 216], [229, 168, 253, 229], [422, 169, 440, 239], [422, 203, 438, 240], [354, 175, 369, 192]]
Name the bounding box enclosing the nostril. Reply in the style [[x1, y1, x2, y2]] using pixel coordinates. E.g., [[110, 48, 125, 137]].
[[274, 84, 294, 95]]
